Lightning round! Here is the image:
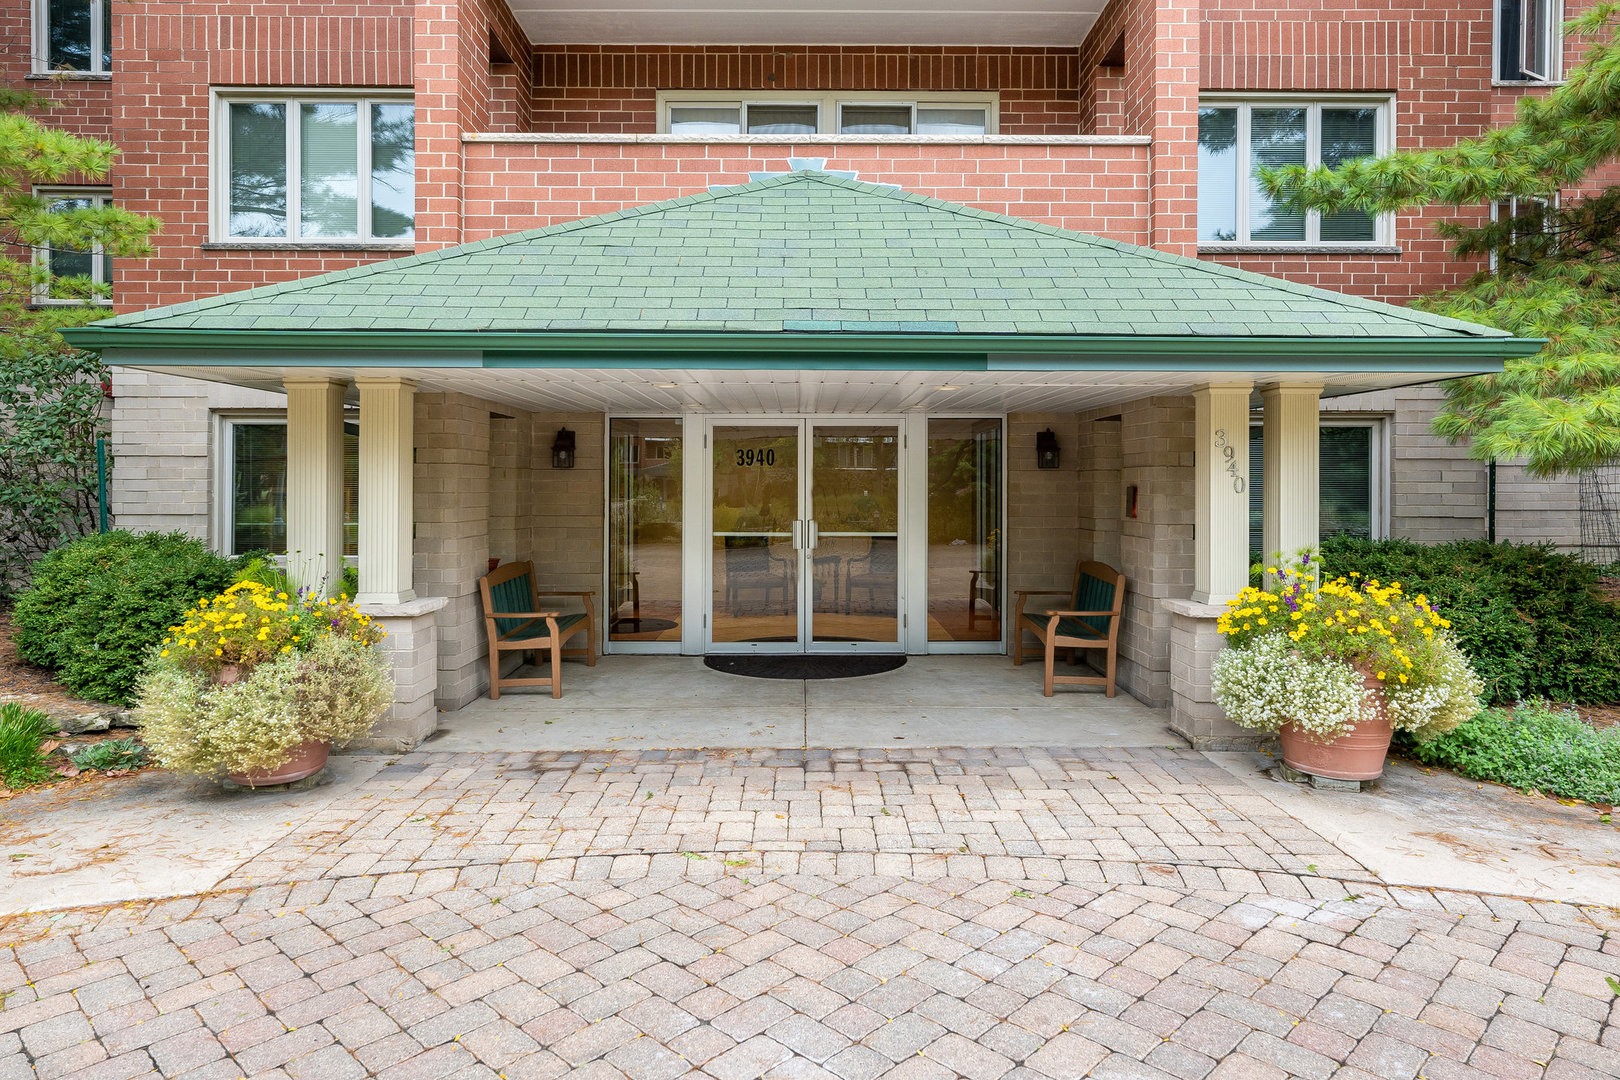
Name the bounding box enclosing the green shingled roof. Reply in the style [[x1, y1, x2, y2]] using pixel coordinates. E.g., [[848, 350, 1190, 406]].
[[77, 172, 1511, 344]]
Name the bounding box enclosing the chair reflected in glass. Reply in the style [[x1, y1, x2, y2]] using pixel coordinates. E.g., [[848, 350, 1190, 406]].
[[844, 536, 898, 615], [722, 535, 793, 616]]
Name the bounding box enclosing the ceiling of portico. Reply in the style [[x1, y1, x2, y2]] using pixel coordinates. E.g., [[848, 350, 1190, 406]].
[[128, 365, 1459, 416], [504, 0, 1109, 47]]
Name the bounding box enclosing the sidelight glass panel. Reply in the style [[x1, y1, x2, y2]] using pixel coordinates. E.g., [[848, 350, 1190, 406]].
[[1248, 107, 1307, 241], [229, 102, 288, 237], [609, 419, 684, 643], [811, 425, 900, 645], [927, 419, 1003, 642], [712, 426, 799, 644], [1319, 108, 1378, 241], [300, 103, 359, 238]]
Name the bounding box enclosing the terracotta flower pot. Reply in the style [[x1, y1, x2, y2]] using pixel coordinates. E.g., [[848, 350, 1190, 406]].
[[1278, 665, 1392, 781], [228, 740, 329, 788]]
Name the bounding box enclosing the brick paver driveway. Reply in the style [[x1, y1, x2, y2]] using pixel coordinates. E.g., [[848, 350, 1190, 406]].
[[3, 748, 1618, 1079]]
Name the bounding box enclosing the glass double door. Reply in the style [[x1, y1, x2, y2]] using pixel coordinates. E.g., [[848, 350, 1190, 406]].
[[709, 420, 901, 652]]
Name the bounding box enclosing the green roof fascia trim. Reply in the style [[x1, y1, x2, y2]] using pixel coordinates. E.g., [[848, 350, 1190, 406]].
[[70, 329, 1546, 368]]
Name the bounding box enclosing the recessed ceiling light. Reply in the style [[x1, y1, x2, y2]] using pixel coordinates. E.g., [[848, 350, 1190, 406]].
[[651, 382, 680, 389], [934, 384, 962, 391], [681, 402, 703, 408]]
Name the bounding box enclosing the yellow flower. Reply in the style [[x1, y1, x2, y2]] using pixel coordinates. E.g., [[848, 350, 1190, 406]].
[[1398, 673, 1409, 683]]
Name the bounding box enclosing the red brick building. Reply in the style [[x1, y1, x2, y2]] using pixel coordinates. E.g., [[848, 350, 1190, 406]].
[[11, 1, 1607, 742]]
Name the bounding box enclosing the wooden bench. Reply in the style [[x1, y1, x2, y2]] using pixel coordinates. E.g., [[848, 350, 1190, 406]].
[[1012, 560, 1126, 697], [478, 561, 597, 699]]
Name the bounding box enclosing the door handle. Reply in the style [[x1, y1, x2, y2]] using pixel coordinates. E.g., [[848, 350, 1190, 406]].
[[808, 521, 819, 549], [792, 520, 805, 550]]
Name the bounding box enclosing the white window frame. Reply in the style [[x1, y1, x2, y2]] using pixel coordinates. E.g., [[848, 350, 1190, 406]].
[[657, 90, 999, 136], [1248, 416, 1389, 544], [214, 412, 360, 561], [32, 186, 113, 306], [32, 0, 108, 75], [1495, 0, 1565, 84], [209, 88, 415, 246], [1198, 95, 1396, 249]]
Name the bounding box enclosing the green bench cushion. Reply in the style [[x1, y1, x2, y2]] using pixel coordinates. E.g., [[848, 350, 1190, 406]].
[[1020, 612, 1109, 642], [496, 611, 587, 644]]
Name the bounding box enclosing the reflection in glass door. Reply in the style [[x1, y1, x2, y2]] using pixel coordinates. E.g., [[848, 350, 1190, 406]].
[[811, 425, 899, 647], [707, 420, 902, 652], [711, 426, 799, 644]]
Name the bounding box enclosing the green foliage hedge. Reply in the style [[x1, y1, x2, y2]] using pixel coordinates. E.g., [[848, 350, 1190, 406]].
[[11, 531, 237, 705], [1318, 536, 1620, 706], [1396, 700, 1620, 805]]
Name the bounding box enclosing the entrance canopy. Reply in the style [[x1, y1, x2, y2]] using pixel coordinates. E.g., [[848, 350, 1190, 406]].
[[65, 172, 1538, 410]]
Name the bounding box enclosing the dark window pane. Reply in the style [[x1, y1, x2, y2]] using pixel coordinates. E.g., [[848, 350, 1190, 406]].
[[101, 0, 110, 69], [231, 421, 360, 557], [1249, 425, 1376, 555], [46, 0, 92, 71], [1198, 107, 1239, 243], [229, 103, 288, 237], [232, 424, 288, 556], [1320, 426, 1373, 538], [370, 103, 415, 239]]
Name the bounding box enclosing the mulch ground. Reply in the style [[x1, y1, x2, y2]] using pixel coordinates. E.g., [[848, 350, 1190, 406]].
[[0, 610, 117, 716]]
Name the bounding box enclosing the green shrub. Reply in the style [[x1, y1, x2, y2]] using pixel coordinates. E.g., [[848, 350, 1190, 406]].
[[11, 531, 238, 705], [0, 702, 55, 789], [1397, 700, 1620, 804], [1319, 536, 1620, 706], [68, 737, 146, 772]]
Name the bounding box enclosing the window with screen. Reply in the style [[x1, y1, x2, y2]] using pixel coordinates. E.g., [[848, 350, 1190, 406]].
[[1248, 422, 1383, 555]]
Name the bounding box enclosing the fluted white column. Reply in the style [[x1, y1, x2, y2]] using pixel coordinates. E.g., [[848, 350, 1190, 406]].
[[284, 378, 348, 596], [355, 377, 416, 605], [1193, 383, 1254, 605], [1261, 382, 1322, 566]]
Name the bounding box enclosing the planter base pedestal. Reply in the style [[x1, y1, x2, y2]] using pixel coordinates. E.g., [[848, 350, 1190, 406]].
[[1276, 762, 1372, 792], [221, 770, 327, 794]]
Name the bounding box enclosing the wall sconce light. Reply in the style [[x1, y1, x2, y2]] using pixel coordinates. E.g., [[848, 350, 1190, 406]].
[[1035, 428, 1060, 470], [551, 427, 576, 469]]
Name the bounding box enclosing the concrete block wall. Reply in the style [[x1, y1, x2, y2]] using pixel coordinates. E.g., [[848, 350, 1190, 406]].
[[414, 391, 493, 709], [1075, 416, 1124, 571], [1326, 385, 1591, 549], [106, 370, 285, 539], [522, 413, 606, 596], [1005, 413, 1084, 597], [1113, 396, 1197, 706]]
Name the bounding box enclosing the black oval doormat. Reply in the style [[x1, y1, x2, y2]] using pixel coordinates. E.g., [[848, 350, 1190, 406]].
[[704, 655, 907, 680]]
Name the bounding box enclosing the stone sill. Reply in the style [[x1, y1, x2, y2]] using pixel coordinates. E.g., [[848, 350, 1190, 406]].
[[1161, 598, 1228, 619], [26, 72, 111, 82], [201, 242, 414, 253], [465, 132, 1152, 146], [358, 596, 449, 618], [1199, 245, 1403, 256]]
